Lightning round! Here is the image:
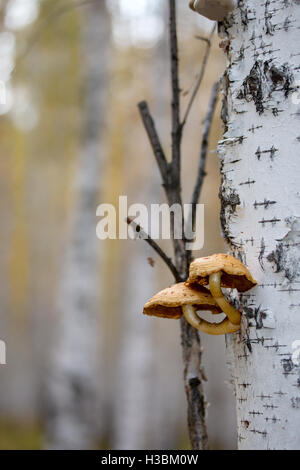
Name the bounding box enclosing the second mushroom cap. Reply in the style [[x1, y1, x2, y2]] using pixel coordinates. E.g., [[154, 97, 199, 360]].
[[143, 282, 221, 319], [186, 253, 257, 292], [143, 282, 240, 335]]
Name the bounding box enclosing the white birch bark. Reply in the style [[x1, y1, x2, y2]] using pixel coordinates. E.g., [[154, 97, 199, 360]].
[[218, 0, 300, 450], [45, 1, 110, 449]]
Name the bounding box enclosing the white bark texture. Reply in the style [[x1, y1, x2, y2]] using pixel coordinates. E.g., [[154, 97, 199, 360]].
[[45, 1, 110, 449], [219, 0, 300, 450]]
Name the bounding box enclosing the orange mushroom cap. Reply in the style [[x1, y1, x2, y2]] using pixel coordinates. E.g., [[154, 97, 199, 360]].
[[186, 253, 257, 292], [143, 282, 221, 319]]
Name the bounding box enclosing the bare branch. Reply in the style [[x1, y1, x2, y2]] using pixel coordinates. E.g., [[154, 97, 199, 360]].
[[181, 318, 209, 450], [187, 81, 219, 247], [137, 101, 170, 190], [136, 1, 212, 449], [126, 217, 182, 282], [181, 25, 216, 129]]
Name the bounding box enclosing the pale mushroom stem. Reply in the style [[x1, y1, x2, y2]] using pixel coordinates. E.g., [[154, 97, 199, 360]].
[[182, 305, 240, 335], [189, 0, 196, 11], [209, 271, 241, 325]]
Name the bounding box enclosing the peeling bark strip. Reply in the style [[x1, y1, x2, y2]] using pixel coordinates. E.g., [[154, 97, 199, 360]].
[[219, 0, 300, 450]]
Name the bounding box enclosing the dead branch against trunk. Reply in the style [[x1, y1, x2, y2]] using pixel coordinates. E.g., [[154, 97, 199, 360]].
[[130, 0, 218, 450], [126, 217, 181, 283]]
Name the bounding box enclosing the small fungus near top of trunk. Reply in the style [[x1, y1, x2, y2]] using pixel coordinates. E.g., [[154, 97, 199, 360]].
[[186, 253, 257, 325], [143, 282, 240, 335], [189, 0, 237, 22]]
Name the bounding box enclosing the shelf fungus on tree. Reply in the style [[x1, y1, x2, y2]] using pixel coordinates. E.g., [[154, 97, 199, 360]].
[[189, 0, 237, 21], [143, 282, 240, 335], [186, 254, 257, 325]]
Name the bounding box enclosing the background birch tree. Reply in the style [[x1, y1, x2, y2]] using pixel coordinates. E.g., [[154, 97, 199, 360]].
[[45, 0, 111, 449], [218, 0, 300, 450]]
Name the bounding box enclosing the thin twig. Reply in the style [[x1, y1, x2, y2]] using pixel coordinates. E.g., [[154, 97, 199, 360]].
[[126, 217, 182, 282], [187, 81, 219, 259], [181, 24, 216, 129], [169, 0, 182, 181], [138, 101, 170, 190], [168, 0, 187, 276]]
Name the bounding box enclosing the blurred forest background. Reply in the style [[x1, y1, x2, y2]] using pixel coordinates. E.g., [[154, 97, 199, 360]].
[[0, 0, 237, 449]]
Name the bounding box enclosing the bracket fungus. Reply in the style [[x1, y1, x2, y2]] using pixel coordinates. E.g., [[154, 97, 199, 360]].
[[189, 0, 237, 22], [143, 282, 240, 335], [186, 254, 257, 325]]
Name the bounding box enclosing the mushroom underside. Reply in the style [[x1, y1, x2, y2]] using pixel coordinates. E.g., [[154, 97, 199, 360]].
[[143, 303, 221, 319], [188, 272, 254, 292], [143, 305, 182, 319]]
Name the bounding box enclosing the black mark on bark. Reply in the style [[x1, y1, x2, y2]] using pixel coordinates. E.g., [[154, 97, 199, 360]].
[[219, 177, 241, 245], [282, 357, 294, 375], [267, 219, 300, 282], [291, 397, 300, 408], [259, 237, 266, 270], [237, 60, 294, 114], [243, 304, 267, 329]]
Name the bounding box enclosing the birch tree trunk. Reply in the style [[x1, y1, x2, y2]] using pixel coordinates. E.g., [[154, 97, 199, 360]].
[[218, 0, 300, 450], [45, 1, 110, 449]]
